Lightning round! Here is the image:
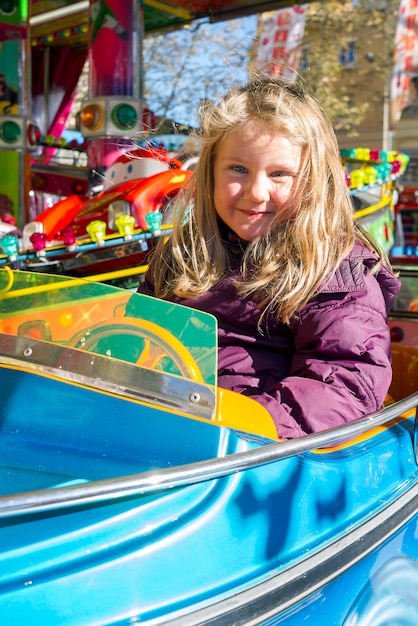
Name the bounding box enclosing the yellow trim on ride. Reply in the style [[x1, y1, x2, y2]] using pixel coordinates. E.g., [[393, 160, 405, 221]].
[[0, 362, 279, 440], [0, 266, 148, 298], [144, 0, 192, 20], [84, 265, 148, 283], [216, 387, 279, 440], [354, 193, 394, 220]]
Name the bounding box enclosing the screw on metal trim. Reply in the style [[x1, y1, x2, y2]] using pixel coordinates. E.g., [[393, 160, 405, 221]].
[[23, 347, 32, 357], [189, 392, 201, 404]]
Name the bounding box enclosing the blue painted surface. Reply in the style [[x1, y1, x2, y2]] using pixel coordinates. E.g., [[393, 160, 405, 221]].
[[0, 366, 417, 624], [265, 527, 418, 625]]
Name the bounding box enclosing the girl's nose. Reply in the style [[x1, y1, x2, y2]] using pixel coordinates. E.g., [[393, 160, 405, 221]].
[[244, 173, 270, 202]]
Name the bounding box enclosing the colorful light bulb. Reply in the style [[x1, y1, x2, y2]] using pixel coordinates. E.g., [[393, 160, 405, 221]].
[[391, 160, 401, 174], [0, 235, 19, 260], [145, 212, 163, 235], [115, 214, 135, 239], [30, 232, 47, 254], [61, 225, 77, 249], [86, 220, 107, 246], [349, 169, 365, 189], [364, 166, 378, 185], [340, 148, 356, 158]]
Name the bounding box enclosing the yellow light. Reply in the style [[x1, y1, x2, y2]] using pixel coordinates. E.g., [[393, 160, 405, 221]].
[[115, 214, 135, 239], [86, 220, 107, 245], [80, 104, 104, 131]]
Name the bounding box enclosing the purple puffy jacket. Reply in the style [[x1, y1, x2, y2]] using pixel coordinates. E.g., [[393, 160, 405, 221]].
[[139, 241, 400, 439]]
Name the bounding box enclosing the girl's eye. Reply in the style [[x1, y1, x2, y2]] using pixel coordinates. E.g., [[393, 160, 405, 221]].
[[231, 165, 247, 174], [271, 171, 289, 178]]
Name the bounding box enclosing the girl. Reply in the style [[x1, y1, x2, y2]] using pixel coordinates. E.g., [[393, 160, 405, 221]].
[[139, 77, 400, 439]]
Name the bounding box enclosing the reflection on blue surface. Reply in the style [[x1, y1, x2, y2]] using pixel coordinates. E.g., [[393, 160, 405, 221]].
[[344, 557, 418, 625]]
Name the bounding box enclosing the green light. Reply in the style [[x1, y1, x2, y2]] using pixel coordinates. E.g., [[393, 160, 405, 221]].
[[0, 121, 21, 144], [0, 235, 19, 259], [0, 0, 18, 17], [20, 0, 27, 21], [145, 212, 163, 235], [112, 103, 137, 130]]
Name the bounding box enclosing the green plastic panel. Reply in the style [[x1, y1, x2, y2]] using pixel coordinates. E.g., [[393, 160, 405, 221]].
[[0, 269, 217, 385]]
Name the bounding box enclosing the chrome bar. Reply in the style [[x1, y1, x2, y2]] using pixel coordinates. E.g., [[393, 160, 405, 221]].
[[415, 406, 418, 465], [0, 391, 417, 518], [0, 334, 215, 420]]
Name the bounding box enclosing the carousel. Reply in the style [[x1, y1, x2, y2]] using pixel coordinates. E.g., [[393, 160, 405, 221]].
[[0, 2, 417, 624]]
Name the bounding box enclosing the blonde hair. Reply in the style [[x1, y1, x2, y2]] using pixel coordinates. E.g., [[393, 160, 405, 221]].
[[150, 77, 385, 324]]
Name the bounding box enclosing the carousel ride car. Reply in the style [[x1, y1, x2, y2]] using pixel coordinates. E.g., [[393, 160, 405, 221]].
[[0, 267, 417, 625]]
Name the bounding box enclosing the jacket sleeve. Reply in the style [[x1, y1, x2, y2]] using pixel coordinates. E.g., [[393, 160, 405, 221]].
[[239, 260, 399, 439]]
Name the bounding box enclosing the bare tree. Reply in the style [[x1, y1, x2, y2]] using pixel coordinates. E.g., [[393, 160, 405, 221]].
[[143, 17, 255, 127]]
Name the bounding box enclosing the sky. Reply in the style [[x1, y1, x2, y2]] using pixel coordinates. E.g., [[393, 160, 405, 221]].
[[143, 15, 257, 127]]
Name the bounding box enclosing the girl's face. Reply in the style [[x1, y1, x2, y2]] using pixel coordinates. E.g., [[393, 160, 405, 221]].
[[213, 125, 302, 241]]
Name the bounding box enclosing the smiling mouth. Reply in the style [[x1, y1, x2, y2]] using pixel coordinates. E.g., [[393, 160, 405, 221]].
[[240, 209, 272, 216]]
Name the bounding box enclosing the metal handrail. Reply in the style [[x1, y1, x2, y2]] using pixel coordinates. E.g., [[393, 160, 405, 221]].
[[1, 392, 417, 518]]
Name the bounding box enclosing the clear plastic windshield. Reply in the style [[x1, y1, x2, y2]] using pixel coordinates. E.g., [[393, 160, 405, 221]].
[[0, 268, 217, 386]]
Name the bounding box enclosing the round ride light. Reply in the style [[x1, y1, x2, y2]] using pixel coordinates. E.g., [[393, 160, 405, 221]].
[[0, 0, 17, 16], [27, 122, 41, 147], [80, 103, 104, 131], [0, 120, 21, 144], [390, 326, 404, 343], [32, 173, 48, 191], [71, 180, 86, 195], [111, 103, 138, 130]]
